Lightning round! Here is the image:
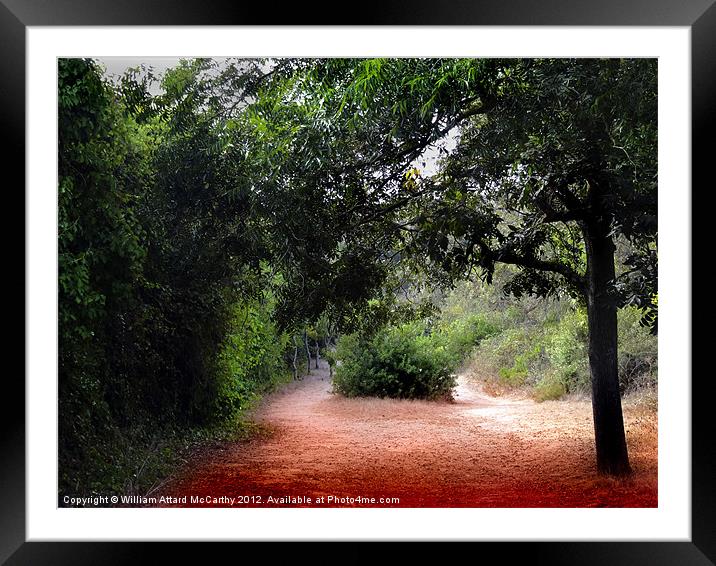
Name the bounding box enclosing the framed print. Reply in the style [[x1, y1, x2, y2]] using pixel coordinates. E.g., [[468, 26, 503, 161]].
[[5, 0, 712, 563]]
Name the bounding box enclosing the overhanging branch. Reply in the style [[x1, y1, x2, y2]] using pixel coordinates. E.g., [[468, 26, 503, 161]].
[[492, 248, 586, 294]]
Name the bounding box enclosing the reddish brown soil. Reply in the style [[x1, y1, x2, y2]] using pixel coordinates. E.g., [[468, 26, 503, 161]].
[[157, 362, 657, 508]]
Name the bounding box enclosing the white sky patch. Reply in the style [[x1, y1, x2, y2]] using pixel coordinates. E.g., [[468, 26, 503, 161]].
[[95, 56, 184, 93], [95, 56, 240, 95], [413, 127, 460, 178]]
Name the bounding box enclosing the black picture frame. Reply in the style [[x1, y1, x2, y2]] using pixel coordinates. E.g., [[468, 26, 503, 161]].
[[4, 1, 711, 563]]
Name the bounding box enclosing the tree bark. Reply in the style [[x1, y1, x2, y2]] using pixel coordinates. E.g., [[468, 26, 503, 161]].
[[291, 336, 298, 380], [314, 339, 320, 369], [304, 330, 311, 374], [583, 223, 631, 476]]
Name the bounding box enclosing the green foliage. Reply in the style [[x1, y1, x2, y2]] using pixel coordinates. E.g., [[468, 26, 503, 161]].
[[475, 327, 543, 388], [214, 295, 292, 422], [474, 317, 578, 397], [333, 323, 456, 400], [328, 266, 655, 406], [323, 349, 337, 369], [59, 58, 156, 495], [255, 58, 657, 331], [331, 295, 498, 401], [498, 341, 543, 386], [544, 309, 590, 393], [433, 314, 500, 368]]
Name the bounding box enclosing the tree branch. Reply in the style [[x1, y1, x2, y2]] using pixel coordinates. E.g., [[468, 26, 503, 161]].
[[541, 208, 588, 224], [492, 248, 586, 294]]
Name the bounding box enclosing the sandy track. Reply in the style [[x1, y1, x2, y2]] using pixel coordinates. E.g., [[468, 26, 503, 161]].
[[158, 362, 657, 507]]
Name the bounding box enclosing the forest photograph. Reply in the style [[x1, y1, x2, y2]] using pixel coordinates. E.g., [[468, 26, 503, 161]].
[[58, 56, 658, 508]]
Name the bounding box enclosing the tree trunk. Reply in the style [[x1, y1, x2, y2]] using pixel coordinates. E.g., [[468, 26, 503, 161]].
[[304, 330, 311, 374], [314, 339, 320, 369], [291, 336, 298, 380], [583, 224, 631, 476]]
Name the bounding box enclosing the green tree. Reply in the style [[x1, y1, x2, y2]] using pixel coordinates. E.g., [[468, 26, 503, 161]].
[[57, 58, 295, 494], [59, 58, 175, 491]]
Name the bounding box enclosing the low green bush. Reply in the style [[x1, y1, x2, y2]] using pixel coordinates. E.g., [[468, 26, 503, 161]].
[[472, 327, 545, 388], [333, 323, 457, 400], [498, 342, 543, 386]]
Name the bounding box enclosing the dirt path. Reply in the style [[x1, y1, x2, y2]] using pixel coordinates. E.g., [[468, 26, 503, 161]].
[[158, 362, 657, 507]]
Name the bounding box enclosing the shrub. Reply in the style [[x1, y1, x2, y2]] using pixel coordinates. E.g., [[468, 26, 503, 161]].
[[333, 323, 457, 400]]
